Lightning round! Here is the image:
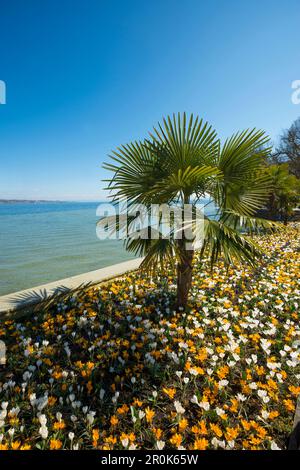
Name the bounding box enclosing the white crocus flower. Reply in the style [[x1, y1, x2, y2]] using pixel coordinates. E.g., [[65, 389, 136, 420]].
[[216, 407, 225, 416], [199, 400, 210, 411], [271, 441, 281, 450], [249, 382, 258, 390], [261, 410, 269, 420], [156, 440, 165, 450], [129, 443, 137, 450], [218, 380, 228, 388], [190, 395, 199, 406], [174, 401, 185, 414], [38, 414, 47, 426], [258, 389, 269, 403], [121, 437, 129, 448], [236, 393, 247, 402], [39, 426, 48, 439], [86, 411, 95, 425]]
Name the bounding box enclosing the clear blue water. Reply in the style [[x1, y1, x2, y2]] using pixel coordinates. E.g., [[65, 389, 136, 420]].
[[0, 202, 136, 296]]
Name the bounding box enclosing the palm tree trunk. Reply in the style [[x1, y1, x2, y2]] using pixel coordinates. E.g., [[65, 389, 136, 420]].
[[176, 247, 194, 310], [268, 193, 276, 220]]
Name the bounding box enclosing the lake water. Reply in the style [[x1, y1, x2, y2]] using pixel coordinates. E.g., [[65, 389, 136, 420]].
[[0, 202, 136, 296], [0, 200, 217, 296]]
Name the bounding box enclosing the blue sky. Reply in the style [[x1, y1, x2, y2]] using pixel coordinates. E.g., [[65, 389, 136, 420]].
[[0, 0, 300, 201]]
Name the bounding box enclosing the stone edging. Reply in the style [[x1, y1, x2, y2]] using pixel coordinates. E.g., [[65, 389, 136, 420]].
[[0, 257, 143, 318]]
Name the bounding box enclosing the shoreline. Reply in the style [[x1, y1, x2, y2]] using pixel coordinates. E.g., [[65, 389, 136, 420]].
[[0, 257, 143, 317]]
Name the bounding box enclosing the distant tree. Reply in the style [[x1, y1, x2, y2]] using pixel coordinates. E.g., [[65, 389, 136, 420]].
[[272, 117, 300, 178], [266, 164, 300, 224]]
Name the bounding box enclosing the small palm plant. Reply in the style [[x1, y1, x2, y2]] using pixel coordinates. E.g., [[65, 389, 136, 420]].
[[100, 113, 273, 309]]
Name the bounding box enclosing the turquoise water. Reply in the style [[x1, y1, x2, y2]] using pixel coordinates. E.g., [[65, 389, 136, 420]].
[[0, 202, 136, 296]]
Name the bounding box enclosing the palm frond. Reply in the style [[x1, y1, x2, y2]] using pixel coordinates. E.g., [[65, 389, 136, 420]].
[[214, 129, 272, 216], [201, 218, 263, 268]]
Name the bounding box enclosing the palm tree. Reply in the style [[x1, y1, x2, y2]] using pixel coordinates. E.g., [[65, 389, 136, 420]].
[[100, 113, 274, 310]]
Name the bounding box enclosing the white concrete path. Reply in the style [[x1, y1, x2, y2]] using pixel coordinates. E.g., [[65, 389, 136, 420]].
[[0, 257, 143, 316]]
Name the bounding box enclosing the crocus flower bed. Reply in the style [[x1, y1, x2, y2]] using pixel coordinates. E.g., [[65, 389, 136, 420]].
[[0, 224, 300, 450]]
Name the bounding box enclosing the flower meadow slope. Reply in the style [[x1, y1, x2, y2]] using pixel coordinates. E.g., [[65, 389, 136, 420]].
[[0, 225, 300, 450]]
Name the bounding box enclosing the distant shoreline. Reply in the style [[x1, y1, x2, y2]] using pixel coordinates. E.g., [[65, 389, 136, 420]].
[[0, 200, 104, 204]]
